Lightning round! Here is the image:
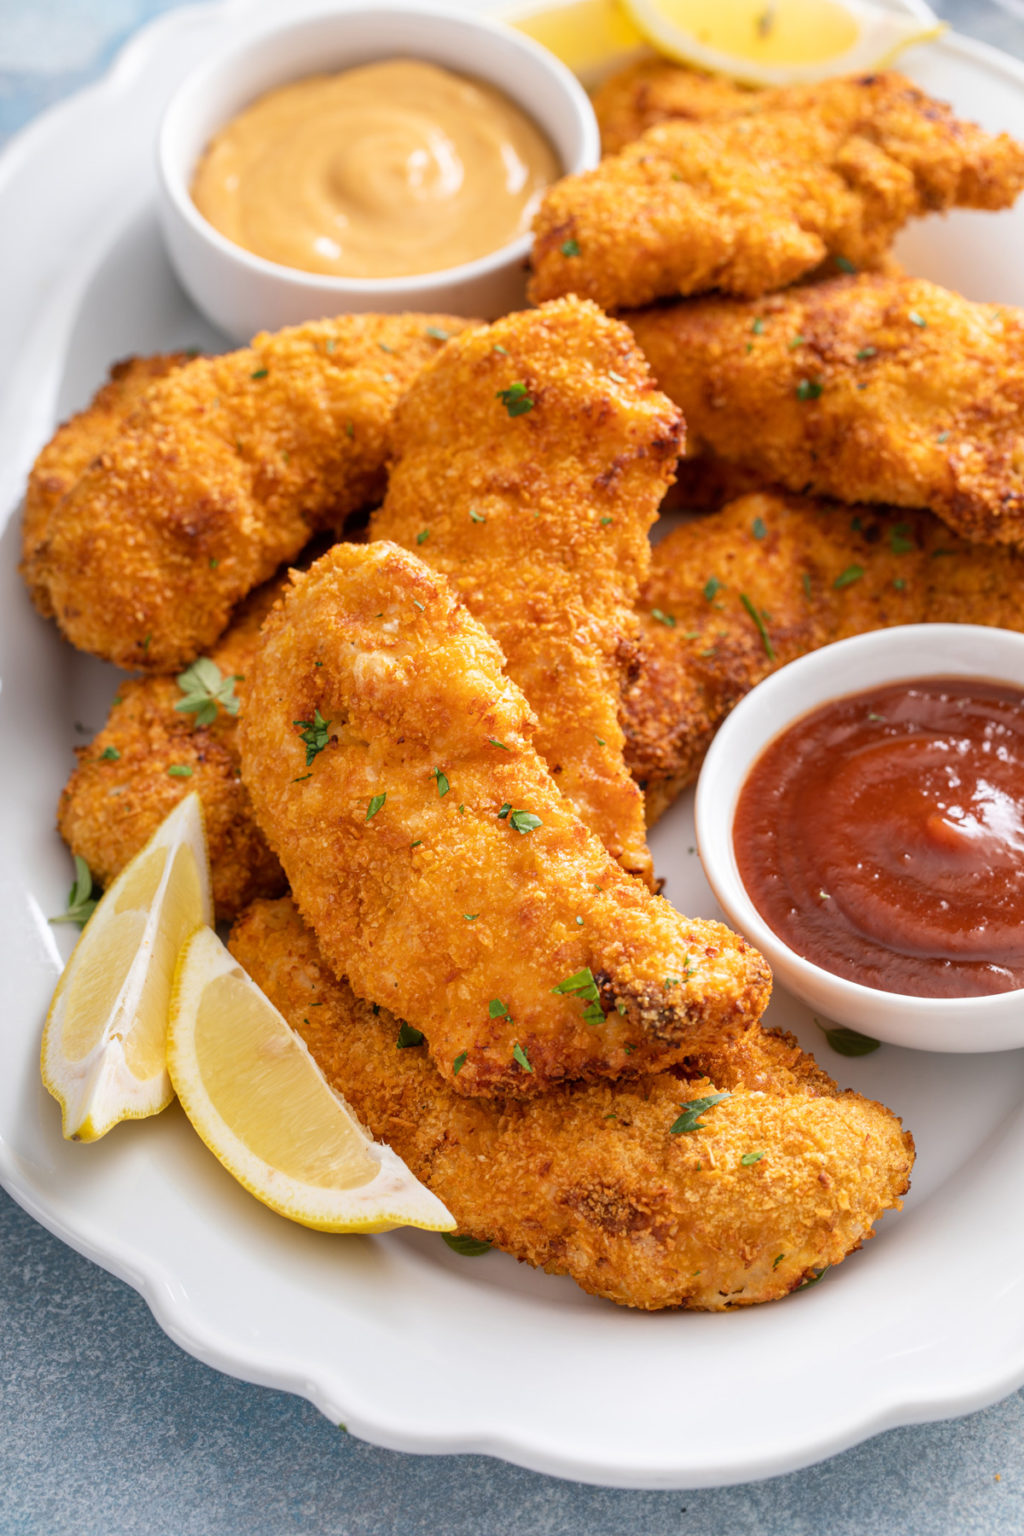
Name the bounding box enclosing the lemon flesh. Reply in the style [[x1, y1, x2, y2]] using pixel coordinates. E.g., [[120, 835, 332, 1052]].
[[509, 0, 645, 79], [41, 794, 213, 1142], [167, 926, 455, 1234]]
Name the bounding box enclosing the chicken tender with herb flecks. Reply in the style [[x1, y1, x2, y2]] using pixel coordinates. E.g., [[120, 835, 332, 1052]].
[[372, 298, 682, 887], [238, 541, 771, 1098], [229, 896, 912, 1310]]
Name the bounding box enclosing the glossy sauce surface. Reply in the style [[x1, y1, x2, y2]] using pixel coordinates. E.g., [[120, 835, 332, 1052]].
[[734, 679, 1024, 997], [191, 59, 560, 278]]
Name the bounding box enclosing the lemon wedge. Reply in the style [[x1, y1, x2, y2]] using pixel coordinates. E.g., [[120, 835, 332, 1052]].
[[617, 0, 944, 87], [166, 925, 455, 1234], [509, 0, 645, 79], [42, 793, 213, 1142]]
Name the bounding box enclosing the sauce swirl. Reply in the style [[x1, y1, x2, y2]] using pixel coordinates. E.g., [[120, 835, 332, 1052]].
[[190, 59, 560, 278], [734, 679, 1024, 998]]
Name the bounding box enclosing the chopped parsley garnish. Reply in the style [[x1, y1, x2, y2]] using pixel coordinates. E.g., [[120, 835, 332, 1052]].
[[416, 529, 430, 545], [488, 737, 510, 750], [833, 564, 864, 589], [492, 344, 509, 355], [378, 341, 394, 354], [751, 317, 765, 335], [425, 325, 451, 341], [893, 576, 906, 591], [703, 576, 723, 600], [560, 238, 581, 257], [50, 854, 98, 927], [816, 1020, 880, 1057], [464, 913, 479, 922], [509, 809, 542, 834], [835, 256, 856, 273], [908, 310, 927, 328], [489, 999, 510, 1018], [890, 522, 915, 554], [752, 516, 767, 540], [740, 1151, 764, 1166], [366, 792, 387, 821], [469, 508, 486, 523], [325, 338, 337, 353], [651, 608, 676, 628], [936, 430, 950, 444], [397, 1023, 425, 1049], [496, 382, 534, 417], [250, 368, 269, 380], [99, 746, 120, 761], [512, 1042, 533, 1073], [856, 346, 877, 360], [175, 657, 241, 727], [787, 334, 806, 350], [292, 773, 312, 783], [739, 592, 775, 660], [167, 764, 193, 777], [801, 571, 812, 598], [773, 1253, 785, 1270], [796, 379, 823, 401], [410, 840, 422, 849], [453, 1050, 468, 1076], [600, 516, 613, 527], [552, 967, 605, 1026], [442, 1233, 492, 1256], [798, 1267, 829, 1289], [293, 709, 331, 766], [670, 1092, 731, 1135], [498, 803, 511, 819], [345, 422, 354, 439], [431, 767, 450, 798]]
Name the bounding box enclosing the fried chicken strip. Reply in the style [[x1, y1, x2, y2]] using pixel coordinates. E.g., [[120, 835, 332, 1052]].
[[58, 578, 286, 922], [624, 490, 1024, 822], [628, 274, 1024, 545], [229, 896, 912, 1310], [593, 57, 760, 155], [372, 298, 682, 886], [531, 74, 1024, 310], [239, 541, 770, 1098], [22, 352, 191, 616], [30, 314, 475, 673]]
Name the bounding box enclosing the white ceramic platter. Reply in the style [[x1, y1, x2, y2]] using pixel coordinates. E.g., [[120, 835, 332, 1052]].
[[2, 0, 1024, 1492]]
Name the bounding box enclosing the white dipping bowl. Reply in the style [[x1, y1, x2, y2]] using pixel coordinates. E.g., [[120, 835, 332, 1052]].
[[695, 625, 1024, 1053], [157, 2, 599, 342]]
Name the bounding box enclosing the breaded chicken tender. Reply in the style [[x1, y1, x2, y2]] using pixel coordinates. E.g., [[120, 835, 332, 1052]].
[[629, 275, 1024, 545], [372, 298, 682, 886], [58, 579, 286, 921], [530, 74, 1024, 310], [624, 491, 1024, 822], [22, 352, 191, 616], [593, 57, 760, 154], [31, 314, 474, 673], [239, 541, 770, 1098], [229, 897, 912, 1310]]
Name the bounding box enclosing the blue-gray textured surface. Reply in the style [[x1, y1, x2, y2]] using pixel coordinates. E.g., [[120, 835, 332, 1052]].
[[2, 2, 1024, 1532]]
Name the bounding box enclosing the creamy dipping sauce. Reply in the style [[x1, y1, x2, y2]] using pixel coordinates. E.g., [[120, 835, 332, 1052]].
[[733, 679, 1024, 999], [190, 59, 560, 278]]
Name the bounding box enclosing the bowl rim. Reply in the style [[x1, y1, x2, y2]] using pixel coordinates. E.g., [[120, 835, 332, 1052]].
[[156, 0, 600, 297], [694, 622, 1024, 1020]]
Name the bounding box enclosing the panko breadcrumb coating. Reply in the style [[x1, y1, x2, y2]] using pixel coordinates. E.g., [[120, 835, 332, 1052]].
[[58, 578, 286, 922], [230, 896, 913, 1311], [593, 57, 761, 154], [239, 541, 771, 1098], [31, 313, 475, 673], [22, 351, 191, 616], [628, 274, 1024, 546], [530, 74, 1024, 310], [624, 491, 1024, 823], [372, 298, 682, 886]]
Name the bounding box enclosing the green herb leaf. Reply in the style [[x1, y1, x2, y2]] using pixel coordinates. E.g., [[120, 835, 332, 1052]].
[[772, 1252, 785, 1270], [908, 310, 927, 328], [703, 576, 723, 600], [397, 1023, 425, 1048], [99, 746, 120, 761], [835, 255, 856, 273], [801, 571, 812, 598], [509, 809, 542, 834], [366, 792, 387, 821], [752, 516, 767, 540], [167, 764, 193, 777], [442, 1232, 492, 1256], [751, 317, 765, 335], [552, 967, 601, 1001], [889, 522, 915, 554], [453, 1050, 468, 1076], [497, 802, 512, 820], [175, 657, 241, 727], [560, 238, 580, 257], [856, 346, 877, 360], [740, 1151, 764, 1166], [431, 767, 450, 797], [739, 592, 775, 660], [250, 367, 269, 380], [489, 998, 509, 1018], [670, 1092, 731, 1135], [469, 508, 486, 523], [833, 564, 864, 589], [293, 708, 332, 766], [796, 379, 823, 401], [50, 854, 98, 927], [487, 737, 509, 750], [425, 325, 451, 341], [416, 529, 430, 545], [815, 1020, 881, 1057], [651, 608, 676, 628], [464, 913, 479, 922], [787, 334, 806, 350], [496, 382, 534, 418], [797, 1266, 829, 1289], [936, 430, 950, 444], [512, 1042, 533, 1073]]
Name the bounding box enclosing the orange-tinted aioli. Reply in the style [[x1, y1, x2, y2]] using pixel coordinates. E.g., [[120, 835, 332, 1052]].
[[734, 679, 1024, 998]]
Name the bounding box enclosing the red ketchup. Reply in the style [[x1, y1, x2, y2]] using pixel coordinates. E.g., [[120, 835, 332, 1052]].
[[733, 679, 1024, 998]]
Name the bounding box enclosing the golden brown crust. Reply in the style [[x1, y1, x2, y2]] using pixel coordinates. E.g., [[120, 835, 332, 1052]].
[[31, 315, 476, 673], [593, 58, 761, 155], [628, 274, 1024, 546], [238, 541, 771, 1098], [229, 896, 913, 1311], [22, 352, 192, 616], [623, 491, 1024, 821], [58, 579, 286, 921], [531, 74, 1024, 310], [372, 298, 682, 885]]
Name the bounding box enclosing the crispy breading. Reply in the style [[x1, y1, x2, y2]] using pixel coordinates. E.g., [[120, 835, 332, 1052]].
[[238, 541, 771, 1098], [628, 274, 1024, 545], [593, 57, 761, 154], [530, 74, 1024, 310], [30, 314, 475, 673], [58, 579, 286, 921], [624, 491, 1024, 822], [22, 352, 192, 617], [229, 896, 912, 1311], [372, 298, 682, 886]]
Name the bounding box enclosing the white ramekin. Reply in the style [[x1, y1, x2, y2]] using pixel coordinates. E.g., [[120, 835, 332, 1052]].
[[156, 1, 599, 341], [695, 624, 1024, 1053]]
